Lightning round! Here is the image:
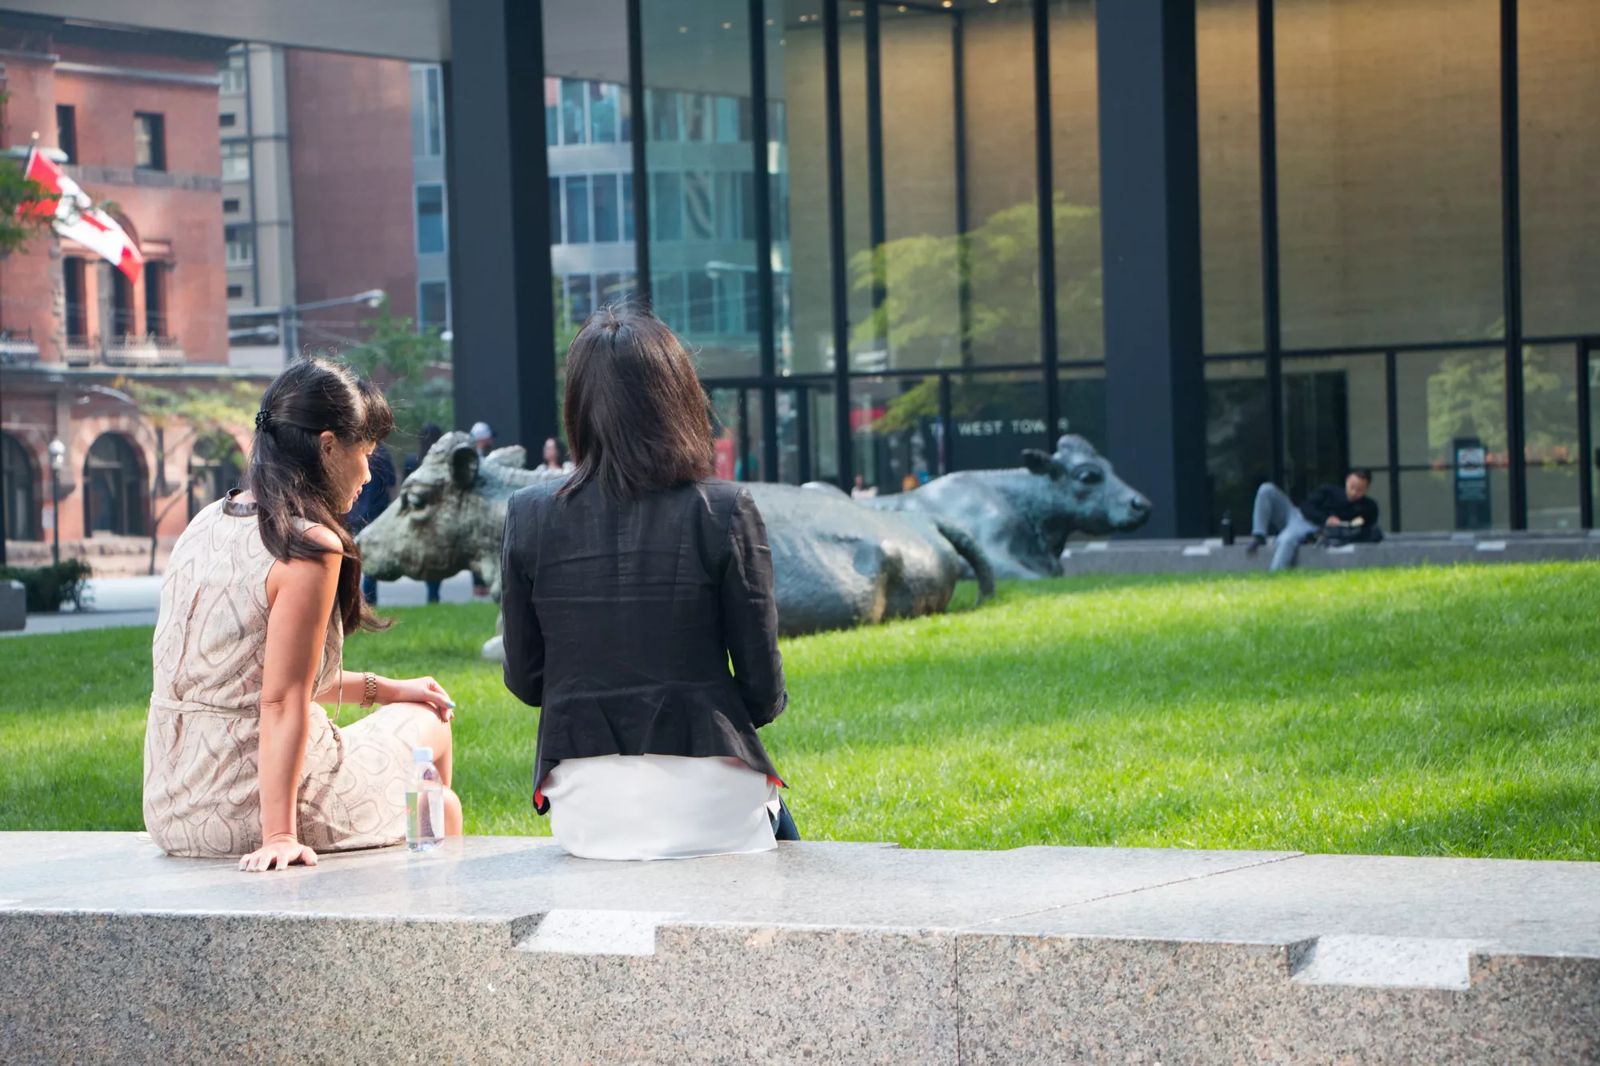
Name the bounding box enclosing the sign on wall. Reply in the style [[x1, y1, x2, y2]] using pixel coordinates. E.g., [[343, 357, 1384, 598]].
[[1453, 436, 1491, 530]]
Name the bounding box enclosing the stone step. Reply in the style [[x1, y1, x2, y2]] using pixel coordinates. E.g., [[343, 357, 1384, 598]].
[[3, 833, 1596, 1062]]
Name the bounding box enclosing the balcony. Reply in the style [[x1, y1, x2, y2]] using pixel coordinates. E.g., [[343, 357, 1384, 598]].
[[64, 335, 99, 367], [0, 328, 41, 366], [61, 334, 185, 368], [103, 334, 184, 367]]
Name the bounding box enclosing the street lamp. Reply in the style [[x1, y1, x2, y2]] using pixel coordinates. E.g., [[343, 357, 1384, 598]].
[[278, 289, 386, 361], [47, 438, 65, 566]]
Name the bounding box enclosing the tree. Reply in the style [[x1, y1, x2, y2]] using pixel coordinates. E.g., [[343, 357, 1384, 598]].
[[117, 378, 259, 574], [848, 194, 1104, 369], [0, 142, 56, 254], [0, 159, 47, 254], [336, 300, 454, 459], [1426, 323, 1577, 468], [849, 196, 1104, 452]]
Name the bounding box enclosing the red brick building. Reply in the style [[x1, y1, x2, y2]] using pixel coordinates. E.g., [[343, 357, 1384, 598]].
[[284, 48, 418, 334], [0, 20, 264, 570]]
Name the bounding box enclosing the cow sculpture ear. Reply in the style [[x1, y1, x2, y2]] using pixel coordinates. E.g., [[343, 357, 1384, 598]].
[[450, 444, 480, 490], [1021, 449, 1064, 479]]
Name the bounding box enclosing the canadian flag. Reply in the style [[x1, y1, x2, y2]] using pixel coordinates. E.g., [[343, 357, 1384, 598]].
[[22, 145, 143, 283]]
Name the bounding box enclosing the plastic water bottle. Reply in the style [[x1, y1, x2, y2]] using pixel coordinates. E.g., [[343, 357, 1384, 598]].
[[407, 746, 444, 851]]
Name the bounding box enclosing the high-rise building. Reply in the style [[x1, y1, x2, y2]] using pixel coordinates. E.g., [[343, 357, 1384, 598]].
[[218, 43, 296, 366], [411, 62, 450, 335], [221, 45, 432, 364]]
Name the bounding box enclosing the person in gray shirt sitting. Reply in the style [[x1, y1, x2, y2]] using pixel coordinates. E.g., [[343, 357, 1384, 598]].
[[1247, 468, 1380, 571]]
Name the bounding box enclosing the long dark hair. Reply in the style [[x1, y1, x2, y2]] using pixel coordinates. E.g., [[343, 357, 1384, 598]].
[[247, 358, 394, 634], [562, 304, 715, 500]]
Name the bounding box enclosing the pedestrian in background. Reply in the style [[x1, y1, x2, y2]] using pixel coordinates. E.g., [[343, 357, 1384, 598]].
[[471, 421, 495, 458], [348, 442, 395, 605], [541, 436, 573, 474], [470, 421, 496, 596]]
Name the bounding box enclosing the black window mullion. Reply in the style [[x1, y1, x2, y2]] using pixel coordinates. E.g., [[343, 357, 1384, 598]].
[[627, 0, 652, 305], [749, 0, 779, 482], [1032, 0, 1060, 448], [1499, 0, 1528, 529], [824, 0, 854, 489]]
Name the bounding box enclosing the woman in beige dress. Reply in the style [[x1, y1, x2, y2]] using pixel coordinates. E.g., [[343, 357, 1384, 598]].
[[144, 358, 463, 872]]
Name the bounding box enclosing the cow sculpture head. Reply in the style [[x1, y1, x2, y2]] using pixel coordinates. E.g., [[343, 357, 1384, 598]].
[[357, 430, 560, 597], [1019, 434, 1151, 535]]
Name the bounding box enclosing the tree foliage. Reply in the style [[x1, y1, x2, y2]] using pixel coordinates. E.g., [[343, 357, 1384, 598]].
[[1426, 324, 1577, 466], [0, 163, 55, 255], [336, 300, 454, 458], [848, 195, 1103, 370], [852, 196, 1103, 438]]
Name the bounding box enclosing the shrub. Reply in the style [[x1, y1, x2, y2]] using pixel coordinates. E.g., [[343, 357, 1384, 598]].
[[0, 560, 93, 613]]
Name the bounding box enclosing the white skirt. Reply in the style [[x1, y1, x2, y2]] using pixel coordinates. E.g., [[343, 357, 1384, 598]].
[[541, 754, 780, 861]]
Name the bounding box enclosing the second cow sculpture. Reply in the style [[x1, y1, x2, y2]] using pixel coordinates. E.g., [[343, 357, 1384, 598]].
[[865, 433, 1151, 579], [357, 432, 994, 656]]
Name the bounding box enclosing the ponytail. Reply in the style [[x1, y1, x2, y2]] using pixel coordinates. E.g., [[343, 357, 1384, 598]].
[[246, 359, 394, 634]]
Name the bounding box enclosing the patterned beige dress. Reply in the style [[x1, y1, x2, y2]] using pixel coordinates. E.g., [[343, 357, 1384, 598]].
[[143, 493, 424, 857]]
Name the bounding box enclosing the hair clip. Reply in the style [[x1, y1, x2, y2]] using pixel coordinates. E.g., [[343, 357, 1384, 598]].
[[254, 410, 272, 431]]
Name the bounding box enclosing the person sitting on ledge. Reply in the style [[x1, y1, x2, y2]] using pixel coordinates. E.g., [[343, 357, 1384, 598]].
[[500, 304, 797, 861], [1247, 468, 1381, 572], [143, 358, 462, 872]]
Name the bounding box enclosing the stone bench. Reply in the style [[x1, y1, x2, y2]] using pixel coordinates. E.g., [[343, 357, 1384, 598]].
[[3, 833, 1596, 1063], [1060, 530, 1600, 577]]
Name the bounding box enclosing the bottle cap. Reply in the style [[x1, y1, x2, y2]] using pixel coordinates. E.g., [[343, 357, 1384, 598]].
[[412, 746, 434, 763]]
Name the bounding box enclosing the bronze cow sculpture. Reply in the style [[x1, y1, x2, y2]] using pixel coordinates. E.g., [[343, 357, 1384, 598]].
[[357, 433, 994, 656]]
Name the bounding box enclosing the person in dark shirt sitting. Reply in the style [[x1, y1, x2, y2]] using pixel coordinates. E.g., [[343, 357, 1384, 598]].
[[499, 304, 796, 859], [348, 443, 396, 603], [1247, 468, 1380, 571]]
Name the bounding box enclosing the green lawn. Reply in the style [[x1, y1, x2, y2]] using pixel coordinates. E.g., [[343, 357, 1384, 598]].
[[2, 564, 1597, 859]]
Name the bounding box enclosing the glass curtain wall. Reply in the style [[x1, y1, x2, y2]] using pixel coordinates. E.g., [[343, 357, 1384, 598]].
[[766, 1, 831, 378], [598, 0, 1599, 525], [544, 0, 636, 442], [755, 0, 1077, 492], [1516, 0, 1600, 340], [1186, 0, 1599, 532], [641, 0, 760, 381], [1196, 0, 1263, 356]]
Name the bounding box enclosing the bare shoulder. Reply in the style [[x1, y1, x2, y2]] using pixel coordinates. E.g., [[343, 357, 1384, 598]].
[[300, 524, 344, 554], [267, 523, 342, 607]]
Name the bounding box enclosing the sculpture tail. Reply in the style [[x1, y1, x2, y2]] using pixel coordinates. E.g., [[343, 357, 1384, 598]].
[[934, 519, 996, 606]]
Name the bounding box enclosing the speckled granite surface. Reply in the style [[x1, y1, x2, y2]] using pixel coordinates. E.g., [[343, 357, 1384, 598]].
[[2, 833, 1597, 1064]]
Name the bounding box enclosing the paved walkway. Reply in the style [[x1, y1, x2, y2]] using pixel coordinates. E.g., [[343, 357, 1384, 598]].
[[4, 572, 483, 636], [1060, 529, 1600, 575], [3, 834, 1597, 1062]]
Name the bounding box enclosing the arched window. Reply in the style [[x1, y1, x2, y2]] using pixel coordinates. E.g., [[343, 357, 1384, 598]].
[[83, 434, 147, 536], [2, 433, 39, 541], [187, 433, 244, 520]]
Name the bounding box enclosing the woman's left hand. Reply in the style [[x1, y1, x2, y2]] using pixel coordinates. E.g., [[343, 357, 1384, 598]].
[[384, 676, 455, 721]]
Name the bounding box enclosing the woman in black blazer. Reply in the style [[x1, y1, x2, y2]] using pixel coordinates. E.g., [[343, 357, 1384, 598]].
[[500, 305, 794, 860]]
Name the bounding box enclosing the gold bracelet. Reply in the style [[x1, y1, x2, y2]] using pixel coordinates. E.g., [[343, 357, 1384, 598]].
[[361, 672, 379, 708]]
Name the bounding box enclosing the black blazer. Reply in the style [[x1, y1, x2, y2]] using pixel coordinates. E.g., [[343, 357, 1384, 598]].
[[500, 478, 787, 812]]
